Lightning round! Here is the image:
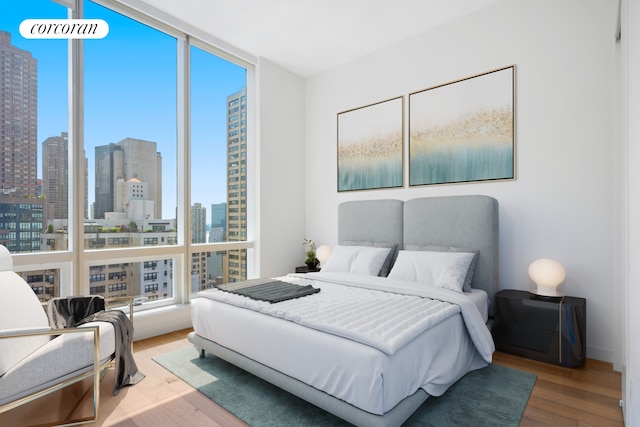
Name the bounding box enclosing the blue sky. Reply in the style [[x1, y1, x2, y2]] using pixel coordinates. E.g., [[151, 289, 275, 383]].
[[1, 0, 246, 220]]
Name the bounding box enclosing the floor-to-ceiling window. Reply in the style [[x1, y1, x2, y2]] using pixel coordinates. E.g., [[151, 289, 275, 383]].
[[82, 1, 180, 305], [0, 0, 253, 309], [0, 0, 68, 300], [190, 43, 248, 289]]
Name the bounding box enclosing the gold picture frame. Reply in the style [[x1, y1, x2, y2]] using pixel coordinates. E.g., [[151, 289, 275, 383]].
[[337, 96, 404, 192], [409, 65, 516, 186]]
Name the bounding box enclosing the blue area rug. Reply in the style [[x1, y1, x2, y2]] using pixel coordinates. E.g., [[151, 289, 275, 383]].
[[154, 346, 536, 427]]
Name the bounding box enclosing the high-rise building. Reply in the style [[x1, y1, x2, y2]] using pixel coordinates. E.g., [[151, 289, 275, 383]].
[[190, 203, 208, 292], [226, 88, 247, 283], [0, 31, 38, 197], [40, 218, 177, 302], [84, 155, 89, 219], [42, 132, 68, 222], [112, 177, 155, 220], [0, 31, 43, 253], [0, 199, 44, 253], [42, 132, 90, 222], [19, 269, 59, 303], [94, 143, 118, 220], [206, 202, 226, 285], [94, 138, 162, 219], [211, 202, 227, 231], [191, 251, 210, 293], [191, 202, 207, 243]]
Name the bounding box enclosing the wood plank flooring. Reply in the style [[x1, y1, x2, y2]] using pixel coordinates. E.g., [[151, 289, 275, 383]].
[[493, 352, 624, 427], [1, 329, 624, 427]]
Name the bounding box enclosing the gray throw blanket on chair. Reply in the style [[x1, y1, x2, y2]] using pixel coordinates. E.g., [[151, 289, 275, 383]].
[[47, 296, 145, 395], [47, 295, 105, 328]]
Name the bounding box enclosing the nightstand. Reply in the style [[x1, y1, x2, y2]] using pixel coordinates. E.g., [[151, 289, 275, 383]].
[[295, 265, 321, 273], [492, 289, 586, 367]]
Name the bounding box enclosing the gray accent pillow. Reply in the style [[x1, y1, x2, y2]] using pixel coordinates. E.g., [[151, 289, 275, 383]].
[[343, 241, 399, 277], [404, 244, 478, 292]]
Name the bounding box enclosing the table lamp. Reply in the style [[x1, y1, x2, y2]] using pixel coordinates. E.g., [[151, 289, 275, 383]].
[[316, 245, 333, 267], [529, 258, 567, 297], [528, 258, 566, 297]]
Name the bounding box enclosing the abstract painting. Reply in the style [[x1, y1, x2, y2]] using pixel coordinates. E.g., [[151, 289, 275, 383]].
[[409, 66, 515, 186], [337, 96, 403, 192]]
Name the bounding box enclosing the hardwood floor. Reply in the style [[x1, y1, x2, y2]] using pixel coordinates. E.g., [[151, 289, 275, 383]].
[[1, 328, 624, 427], [493, 352, 624, 427]]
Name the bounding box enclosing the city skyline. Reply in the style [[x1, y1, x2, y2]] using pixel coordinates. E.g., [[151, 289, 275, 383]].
[[1, 1, 246, 221], [0, 1, 248, 304]]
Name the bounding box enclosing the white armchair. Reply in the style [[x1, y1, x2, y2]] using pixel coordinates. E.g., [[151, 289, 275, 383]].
[[0, 245, 116, 426]]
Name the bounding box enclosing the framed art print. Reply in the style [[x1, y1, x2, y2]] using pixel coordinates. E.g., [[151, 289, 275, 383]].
[[337, 96, 403, 192], [409, 65, 515, 186]]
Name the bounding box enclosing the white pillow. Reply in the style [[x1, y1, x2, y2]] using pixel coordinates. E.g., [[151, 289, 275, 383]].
[[387, 250, 476, 293], [404, 245, 478, 292], [321, 245, 392, 276]]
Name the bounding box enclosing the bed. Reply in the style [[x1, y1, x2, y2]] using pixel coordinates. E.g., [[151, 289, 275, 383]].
[[188, 195, 499, 427]]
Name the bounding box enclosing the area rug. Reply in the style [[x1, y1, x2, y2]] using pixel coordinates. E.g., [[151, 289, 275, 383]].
[[154, 346, 536, 427]]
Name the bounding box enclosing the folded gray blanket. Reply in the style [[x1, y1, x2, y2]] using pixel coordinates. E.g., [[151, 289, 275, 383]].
[[218, 278, 320, 303], [47, 297, 144, 395]]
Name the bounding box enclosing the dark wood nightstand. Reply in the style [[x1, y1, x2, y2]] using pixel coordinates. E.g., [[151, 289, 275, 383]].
[[295, 265, 321, 273], [492, 289, 586, 367]]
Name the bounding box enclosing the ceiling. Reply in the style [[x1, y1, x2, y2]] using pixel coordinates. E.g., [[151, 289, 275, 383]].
[[140, 0, 504, 77]]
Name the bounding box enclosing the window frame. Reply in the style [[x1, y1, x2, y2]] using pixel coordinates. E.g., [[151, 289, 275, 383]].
[[10, 0, 257, 311]]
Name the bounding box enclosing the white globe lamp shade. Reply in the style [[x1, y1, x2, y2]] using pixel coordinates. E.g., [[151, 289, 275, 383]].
[[528, 258, 566, 297], [316, 245, 333, 266]]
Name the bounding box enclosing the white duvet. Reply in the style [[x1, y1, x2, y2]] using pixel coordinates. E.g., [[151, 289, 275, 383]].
[[198, 272, 494, 361], [193, 272, 495, 415]]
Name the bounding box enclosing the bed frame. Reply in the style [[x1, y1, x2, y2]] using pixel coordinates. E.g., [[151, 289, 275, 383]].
[[188, 194, 499, 427]]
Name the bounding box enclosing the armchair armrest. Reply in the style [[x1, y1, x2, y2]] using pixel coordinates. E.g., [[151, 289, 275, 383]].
[[0, 326, 50, 337], [0, 325, 98, 340], [0, 324, 107, 420]]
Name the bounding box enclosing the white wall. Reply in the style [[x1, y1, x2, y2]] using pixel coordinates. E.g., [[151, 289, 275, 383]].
[[256, 58, 307, 277], [622, 0, 639, 423], [305, 0, 618, 362]]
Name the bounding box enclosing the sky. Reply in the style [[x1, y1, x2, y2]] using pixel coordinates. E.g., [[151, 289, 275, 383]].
[[0, 0, 246, 221]]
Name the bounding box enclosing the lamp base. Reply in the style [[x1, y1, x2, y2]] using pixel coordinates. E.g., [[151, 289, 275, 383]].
[[529, 290, 563, 301], [530, 285, 562, 297]]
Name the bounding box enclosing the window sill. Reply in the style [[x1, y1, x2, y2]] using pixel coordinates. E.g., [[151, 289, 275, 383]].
[[132, 303, 192, 341]]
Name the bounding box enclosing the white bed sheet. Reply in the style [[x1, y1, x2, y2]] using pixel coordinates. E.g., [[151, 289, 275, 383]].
[[467, 288, 490, 322], [191, 277, 490, 415]]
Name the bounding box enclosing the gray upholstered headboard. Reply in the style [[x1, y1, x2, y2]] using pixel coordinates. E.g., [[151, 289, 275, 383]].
[[338, 199, 404, 249], [337, 195, 499, 314]]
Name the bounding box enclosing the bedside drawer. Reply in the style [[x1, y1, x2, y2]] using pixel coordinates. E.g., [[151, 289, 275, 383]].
[[492, 289, 586, 367], [493, 323, 556, 353]]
